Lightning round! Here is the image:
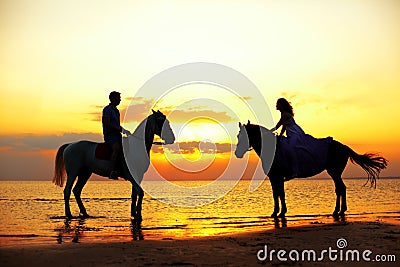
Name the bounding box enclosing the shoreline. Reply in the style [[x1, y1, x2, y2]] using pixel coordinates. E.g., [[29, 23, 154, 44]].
[[1, 214, 398, 248], [1, 219, 399, 266]]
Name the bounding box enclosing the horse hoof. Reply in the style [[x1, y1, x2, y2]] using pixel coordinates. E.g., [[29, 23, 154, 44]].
[[79, 213, 90, 219], [271, 213, 278, 218], [278, 213, 286, 218], [131, 216, 142, 224]]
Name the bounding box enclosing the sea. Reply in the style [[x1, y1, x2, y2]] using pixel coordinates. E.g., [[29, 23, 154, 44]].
[[0, 179, 399, 246]]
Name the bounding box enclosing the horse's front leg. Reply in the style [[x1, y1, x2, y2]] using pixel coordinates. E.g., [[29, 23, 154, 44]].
[[136, 186, 144, 224], [270, 178, 280, 218], [131, 185, 138, 220], [278, 178, 287, 218]]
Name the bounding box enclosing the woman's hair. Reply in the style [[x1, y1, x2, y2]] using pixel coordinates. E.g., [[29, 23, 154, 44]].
[[277, 98, 294, 116]]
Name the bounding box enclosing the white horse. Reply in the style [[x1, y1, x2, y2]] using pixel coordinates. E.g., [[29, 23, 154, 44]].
[[53, 110, 175, 223]]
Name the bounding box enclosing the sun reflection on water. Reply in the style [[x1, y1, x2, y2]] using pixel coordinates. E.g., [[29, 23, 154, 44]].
[[0, 179, 399, 245]]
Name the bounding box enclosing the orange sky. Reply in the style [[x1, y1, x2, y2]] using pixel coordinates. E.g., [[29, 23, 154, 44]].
[[1, 0, 399, 180]]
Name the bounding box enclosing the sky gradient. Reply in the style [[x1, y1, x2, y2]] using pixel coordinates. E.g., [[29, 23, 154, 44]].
[[1, 0, 399, 180]]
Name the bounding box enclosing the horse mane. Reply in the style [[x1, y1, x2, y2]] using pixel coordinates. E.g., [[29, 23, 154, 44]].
[[144, 113, 156, 153], [244, 123, 273, 156], [245, 123, 271, 138], [130, 113, 157, 155]]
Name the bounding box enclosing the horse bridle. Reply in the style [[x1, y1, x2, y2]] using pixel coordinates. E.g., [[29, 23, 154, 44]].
[[128, 114, 166, 145]]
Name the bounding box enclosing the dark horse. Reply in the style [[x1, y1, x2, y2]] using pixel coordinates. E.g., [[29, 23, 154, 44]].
[[53, 110, 175, 222], [235, 121, 387, 218]]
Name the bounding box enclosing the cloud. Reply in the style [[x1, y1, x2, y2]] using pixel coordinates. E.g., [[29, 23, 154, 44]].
[[240, 96, 252, 101], [87, 97, 238, 125], [280, 86, 378, 111], [167, 109, 235, 123], [124, 97, 155, 122], [0, 133, 234, 156], [152, 141, 234, 154], [0, 133, 103, 151], [87, 105, 106, 122], [86, 97, 155, 123]]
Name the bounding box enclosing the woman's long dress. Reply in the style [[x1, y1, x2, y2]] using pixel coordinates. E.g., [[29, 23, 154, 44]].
[[283, 116, 305, 177], [282, 116, 332, 179]]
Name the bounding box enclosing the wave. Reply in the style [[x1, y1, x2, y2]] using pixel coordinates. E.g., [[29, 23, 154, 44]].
[[141, 224, 188, 230], [49, 215, 107, 220], [0, 197, 131, 202], [0, 234, 39, 238], [188, 211, 400, 221]]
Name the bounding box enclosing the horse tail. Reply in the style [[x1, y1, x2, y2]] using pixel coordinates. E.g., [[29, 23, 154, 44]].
[[53, 144, 70, 187], [347, 146, 388, 188]]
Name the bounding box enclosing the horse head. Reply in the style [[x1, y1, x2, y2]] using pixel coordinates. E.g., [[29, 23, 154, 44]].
[[235, 120, 274, 158], [150, 109, 175, 145], [235, 121, 251, 158]]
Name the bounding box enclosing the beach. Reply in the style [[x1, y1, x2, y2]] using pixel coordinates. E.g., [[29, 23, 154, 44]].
[[1, 220, 399, 267], [1, 180, 399, 266]]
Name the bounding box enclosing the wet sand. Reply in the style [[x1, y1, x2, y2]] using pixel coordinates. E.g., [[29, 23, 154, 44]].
[[1, 220, 399, 266]]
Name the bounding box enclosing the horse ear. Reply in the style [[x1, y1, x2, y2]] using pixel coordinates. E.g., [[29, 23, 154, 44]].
[[152, 109, 156, 114], [239, 122, 242, 127], [247, 120, 250, 125]]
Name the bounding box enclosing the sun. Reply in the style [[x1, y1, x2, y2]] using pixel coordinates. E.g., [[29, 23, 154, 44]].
[[177, 117, 230, 144]]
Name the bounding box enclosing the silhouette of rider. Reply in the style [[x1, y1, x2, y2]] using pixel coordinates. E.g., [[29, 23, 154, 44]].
[[270, 98, 305, 179], [102, 91, 131, 180]]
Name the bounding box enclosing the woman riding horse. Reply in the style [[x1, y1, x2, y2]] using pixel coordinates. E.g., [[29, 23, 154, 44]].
[[270, 98, 305, 179], [235, 105, 387, 218]]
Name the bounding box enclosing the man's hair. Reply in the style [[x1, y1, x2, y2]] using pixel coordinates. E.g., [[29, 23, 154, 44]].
[[109, 91, 121, 100]]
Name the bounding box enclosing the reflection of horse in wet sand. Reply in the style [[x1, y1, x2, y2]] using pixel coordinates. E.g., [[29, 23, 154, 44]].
[[55, 216, 143, 243], [235, 121, 388, 218], [53, 110, 175, 223]]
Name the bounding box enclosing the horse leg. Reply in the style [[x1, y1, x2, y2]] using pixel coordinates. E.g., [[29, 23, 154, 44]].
[[337, 179, 347, 215], [333, 185, 341, 216], [278, 178, 287, 218], [131, 182, 144, 224], [328, 173, 347, 216], [135, 185, 144, 224], [63, 174, 76, 219], [131, 184, 138, 220], [73, 170, 91, 218], [270, 178, 280, 218], [329, 172, 341, 215], [327, 141, 348, 216]]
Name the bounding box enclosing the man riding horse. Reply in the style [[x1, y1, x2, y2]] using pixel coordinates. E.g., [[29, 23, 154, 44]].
[[102, 91, 131, 180]]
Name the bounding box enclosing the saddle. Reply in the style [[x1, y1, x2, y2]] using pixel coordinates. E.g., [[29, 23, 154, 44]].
[[95, 143, 127, 179], [95, 143, 113, 160]]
